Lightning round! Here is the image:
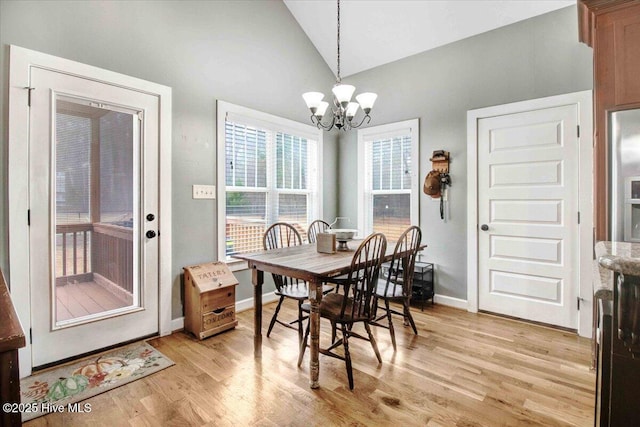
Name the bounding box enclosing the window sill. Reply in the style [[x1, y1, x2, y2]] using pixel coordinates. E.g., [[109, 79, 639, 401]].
[[224, 259, 249, 272]]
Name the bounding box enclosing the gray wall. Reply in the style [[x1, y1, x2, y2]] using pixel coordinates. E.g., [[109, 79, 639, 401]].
[[0, 2, 594, 317], [336, 6, 593, 300], [0, 0, 338, 319]]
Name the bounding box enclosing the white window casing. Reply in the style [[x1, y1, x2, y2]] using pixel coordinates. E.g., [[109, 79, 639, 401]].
[[217, 101, 323, 268], [357, 119, 419, 240]]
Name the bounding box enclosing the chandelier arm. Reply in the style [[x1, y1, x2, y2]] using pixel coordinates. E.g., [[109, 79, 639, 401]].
[[312, 114, 336, 131], [348, 114, 372, 129]]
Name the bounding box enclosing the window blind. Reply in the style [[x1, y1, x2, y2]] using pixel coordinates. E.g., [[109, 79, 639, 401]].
[[371, 136, 412, 191], [358, 119, 419, 242], [224, 119, 319, 257]]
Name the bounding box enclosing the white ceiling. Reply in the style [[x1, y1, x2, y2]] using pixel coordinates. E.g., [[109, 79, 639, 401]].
[[284, 0, 575, 78]]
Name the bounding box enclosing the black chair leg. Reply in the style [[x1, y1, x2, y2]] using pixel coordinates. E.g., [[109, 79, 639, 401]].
[[331, 320, 337, 344], [267, 296, 285, 337], [341, 324, 354, 390], [385, 299, 397, 351], [297, 301, 304, 346], [404, 299, 418, 335], [365, 322, 382, 364], [298, 320, 310, 367]]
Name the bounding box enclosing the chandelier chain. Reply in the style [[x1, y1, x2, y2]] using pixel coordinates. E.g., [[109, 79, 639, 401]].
[[336, 0, 341, 82], [302, 0, 376, 131]]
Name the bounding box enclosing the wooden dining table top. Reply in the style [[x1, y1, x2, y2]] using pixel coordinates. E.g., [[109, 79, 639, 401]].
[[234, 238, 425, 280]]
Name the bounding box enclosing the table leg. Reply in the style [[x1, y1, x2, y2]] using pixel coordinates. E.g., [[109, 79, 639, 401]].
[[252, 268, 263, 359], [308, 277, 322, 388]]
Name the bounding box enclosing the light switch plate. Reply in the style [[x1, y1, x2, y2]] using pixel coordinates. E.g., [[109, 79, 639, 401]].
[[193, 184, 216, 199]]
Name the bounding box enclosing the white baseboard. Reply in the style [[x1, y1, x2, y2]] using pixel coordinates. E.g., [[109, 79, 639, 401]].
[[434, 293, 468, 310], [235, 291, 279, 312], [170, 292, 467, 331], [170, 291, 279, 332], [171, 317, 185, 332]]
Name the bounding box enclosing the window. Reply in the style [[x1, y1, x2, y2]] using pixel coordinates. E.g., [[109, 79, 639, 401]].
[[217, 101, 323, 263], [357, 119, 419, 241]]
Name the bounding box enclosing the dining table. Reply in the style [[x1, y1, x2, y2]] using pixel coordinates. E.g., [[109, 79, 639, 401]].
[[233, 237, 423, 389]]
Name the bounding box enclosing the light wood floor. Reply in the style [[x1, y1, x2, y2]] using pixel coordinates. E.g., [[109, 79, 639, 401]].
[[56, 281, 129, 322], [25, 302, 595, 426]]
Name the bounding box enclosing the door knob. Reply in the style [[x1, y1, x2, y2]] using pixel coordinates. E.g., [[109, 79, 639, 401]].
[[480, 224, 489, 231], [146, 230, 157, 239], [146, 213, 155, 221]]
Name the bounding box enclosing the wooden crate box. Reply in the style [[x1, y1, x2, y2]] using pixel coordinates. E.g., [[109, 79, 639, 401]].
[[184, 262, 238, 340]]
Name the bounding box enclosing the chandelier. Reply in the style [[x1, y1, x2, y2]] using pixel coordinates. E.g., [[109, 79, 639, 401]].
[[302, 0, 377, 131]]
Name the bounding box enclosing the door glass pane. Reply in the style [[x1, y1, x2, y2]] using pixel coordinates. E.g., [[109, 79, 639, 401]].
[[54, 96, 139, 327]]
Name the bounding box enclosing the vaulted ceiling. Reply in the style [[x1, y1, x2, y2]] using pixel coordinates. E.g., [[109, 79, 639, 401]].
[[284, 0, 575, 77]]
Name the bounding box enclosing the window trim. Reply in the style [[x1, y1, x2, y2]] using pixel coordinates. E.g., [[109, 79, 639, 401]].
[[357, 119, 420, 236], [217, 101, 323, 268]]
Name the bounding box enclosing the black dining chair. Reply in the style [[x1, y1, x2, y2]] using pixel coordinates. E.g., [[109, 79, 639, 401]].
[[371, 225, 422, 350], [307, 219, 330, 243], [298, 232, 387, 390], [263, 222, 333, 346]]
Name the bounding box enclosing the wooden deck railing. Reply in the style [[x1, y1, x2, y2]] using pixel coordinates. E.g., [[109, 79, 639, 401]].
[[56, 223, 92, 283], [56, 222, 133, 294], [92, 223, 134, 294]]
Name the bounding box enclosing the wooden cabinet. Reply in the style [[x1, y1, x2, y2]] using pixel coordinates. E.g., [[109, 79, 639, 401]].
[[595, 272, 640, 426], [595, 299, 612, 427], [0, 270, 26, 427], [579, 1, 640, 240], [184, 262, 238, 340]]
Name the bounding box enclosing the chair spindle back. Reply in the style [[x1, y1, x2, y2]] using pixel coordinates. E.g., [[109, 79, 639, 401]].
[[341, 233, 387, 321], [384, 226, 422, 298], [263, 222, 303, 290], [307, 219, 330, 243]]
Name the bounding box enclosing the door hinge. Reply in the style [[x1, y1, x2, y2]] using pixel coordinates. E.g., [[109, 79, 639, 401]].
[[577, 125, 580, 138], [27, 209, 31, 226], [578, 211, 580, 224], [137, 111, 144, 121], [29, 327, 33, 344], [577, 297, 581, 311], [24, 86, 35, 107]]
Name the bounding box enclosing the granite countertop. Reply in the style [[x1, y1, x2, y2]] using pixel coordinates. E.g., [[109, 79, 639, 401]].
[[594, 241, 640, 300]]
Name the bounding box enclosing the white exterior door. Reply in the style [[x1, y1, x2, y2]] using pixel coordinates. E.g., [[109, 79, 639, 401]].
[[477, 104, 580, 329], [28, 67, 160, 367]]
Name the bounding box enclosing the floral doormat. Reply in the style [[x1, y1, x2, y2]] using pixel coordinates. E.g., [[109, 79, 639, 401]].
[[20, 342, 174, 422]]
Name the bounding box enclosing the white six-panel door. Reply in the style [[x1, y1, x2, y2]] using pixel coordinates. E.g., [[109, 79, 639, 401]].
[[477, 104, 580, 329]]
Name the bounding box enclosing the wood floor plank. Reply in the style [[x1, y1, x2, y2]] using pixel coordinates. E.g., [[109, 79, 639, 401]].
[[24, 303, 595, 426]]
